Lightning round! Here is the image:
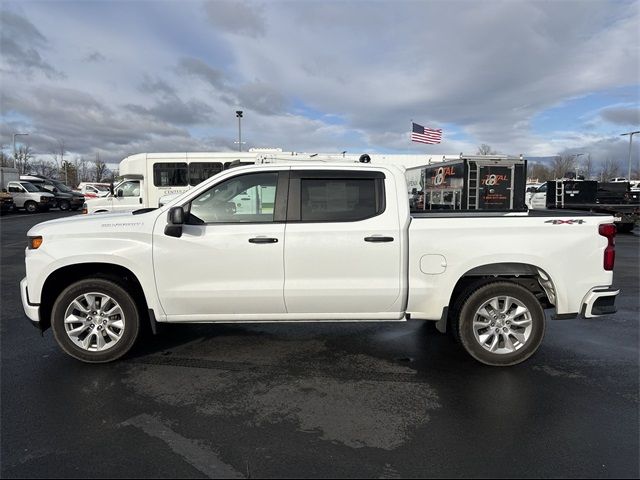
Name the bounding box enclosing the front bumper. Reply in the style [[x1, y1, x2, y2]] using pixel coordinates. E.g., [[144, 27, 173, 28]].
[[581, 287, 619, 318], [20, 277, 41, 328]]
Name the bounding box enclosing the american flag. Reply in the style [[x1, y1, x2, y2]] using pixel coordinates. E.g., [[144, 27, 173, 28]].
[[411, 122, 442, 144]]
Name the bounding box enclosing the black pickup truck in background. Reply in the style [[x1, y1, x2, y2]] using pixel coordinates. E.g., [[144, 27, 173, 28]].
[[545, 180, 639, 233]]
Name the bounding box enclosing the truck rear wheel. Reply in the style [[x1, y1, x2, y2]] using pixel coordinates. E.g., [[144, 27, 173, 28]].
[[454, 281, 545, 366], [51, 278, 140, 363], [58, 199, 70, 211], [616, 223, 635, 234]]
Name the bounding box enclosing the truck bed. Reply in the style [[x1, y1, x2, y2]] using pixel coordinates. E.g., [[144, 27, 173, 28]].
[[411, 209, 609, 218]]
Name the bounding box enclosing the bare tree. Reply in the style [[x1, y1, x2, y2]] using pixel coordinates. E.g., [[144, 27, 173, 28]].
[[94, 152, 107, 182], [528, 163, 551, 182], [14, 144, 34, 174], [599, 158, 622, 181], [550, 154, 576, 179], [31, 159, 57, 178], [581, 154, 594, 179], [477, 144, 498, 155], [0, 144, 10, 167]]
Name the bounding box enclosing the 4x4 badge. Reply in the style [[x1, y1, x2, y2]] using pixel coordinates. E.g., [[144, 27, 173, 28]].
[[545, 219, 586, 225]]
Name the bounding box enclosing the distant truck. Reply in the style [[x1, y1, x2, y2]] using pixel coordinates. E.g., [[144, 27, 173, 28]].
[[529, 179, 639, 233], [1, 167, 54, 213], [21, 175, 85, 211], [0, 189, 14, 214]]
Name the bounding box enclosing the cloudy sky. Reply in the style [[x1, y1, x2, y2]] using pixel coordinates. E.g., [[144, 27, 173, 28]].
[[1, 0, 639, 170]]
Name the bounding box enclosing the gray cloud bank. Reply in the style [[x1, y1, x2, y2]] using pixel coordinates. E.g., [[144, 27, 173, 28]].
[[0, 1, 638, 167]]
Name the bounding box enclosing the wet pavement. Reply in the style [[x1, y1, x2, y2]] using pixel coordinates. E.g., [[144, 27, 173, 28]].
[[1, 211, 638, 478]]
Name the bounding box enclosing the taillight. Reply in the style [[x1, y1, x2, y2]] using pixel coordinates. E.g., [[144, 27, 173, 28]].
[[599, 223, 616, 271]]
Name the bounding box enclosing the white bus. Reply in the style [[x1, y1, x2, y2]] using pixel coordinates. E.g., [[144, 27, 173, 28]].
[[84, 150, 450, 214]]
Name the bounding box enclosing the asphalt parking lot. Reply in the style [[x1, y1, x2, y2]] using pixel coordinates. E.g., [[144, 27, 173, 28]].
[[1, 211, 638, 478]]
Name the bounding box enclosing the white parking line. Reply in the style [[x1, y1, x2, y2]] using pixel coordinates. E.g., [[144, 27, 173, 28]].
[[120, 413, 243, 478]]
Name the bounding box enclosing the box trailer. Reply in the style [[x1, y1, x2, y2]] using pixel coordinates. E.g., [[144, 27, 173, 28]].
[[408, 156, 527, 211], [545, 180, 639, 233]]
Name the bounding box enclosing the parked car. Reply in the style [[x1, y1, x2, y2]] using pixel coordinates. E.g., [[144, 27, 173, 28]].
[[0, 189, 15, 214], [21, 175, 84, 211], [77, 182, 111, 199], [24, 163, 620, 366], [6, 181, 53, 212]]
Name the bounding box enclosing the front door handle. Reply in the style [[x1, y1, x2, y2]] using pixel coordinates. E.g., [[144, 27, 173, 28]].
[[364, 236, 394, 243], [249, 237, 278, 244]]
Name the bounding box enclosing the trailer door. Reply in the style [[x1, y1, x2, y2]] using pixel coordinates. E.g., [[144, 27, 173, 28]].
[[478, 165, 514, 209]]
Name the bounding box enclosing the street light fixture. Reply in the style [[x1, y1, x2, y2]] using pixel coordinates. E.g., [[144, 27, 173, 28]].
[[235, 111, 243, 152], [12, 133, 29, 169], [621, 131, 640, 181]]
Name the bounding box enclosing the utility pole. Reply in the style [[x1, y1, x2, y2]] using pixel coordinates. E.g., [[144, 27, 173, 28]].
[[235, 110, 243, 152], [13, 133, 29, 171], [621, 131, 640, 180]]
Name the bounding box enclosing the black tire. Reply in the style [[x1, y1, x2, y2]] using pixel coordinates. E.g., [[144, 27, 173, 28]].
[[58, 200, 70, 211], [616, 223, 635, 234], [51, 278, 140, 363], [454, 281, 546, 366], [24, 201, 38, 213]]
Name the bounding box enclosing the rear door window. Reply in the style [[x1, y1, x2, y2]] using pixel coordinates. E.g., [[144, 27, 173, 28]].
[[291, 171, 385, 222]]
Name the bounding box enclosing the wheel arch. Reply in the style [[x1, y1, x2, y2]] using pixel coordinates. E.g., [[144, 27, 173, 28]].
[[39, 263, 150, 333], [438, 262, 557, 333]]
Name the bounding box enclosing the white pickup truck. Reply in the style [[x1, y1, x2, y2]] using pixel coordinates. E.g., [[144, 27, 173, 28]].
[[21, 163, 619, 366]]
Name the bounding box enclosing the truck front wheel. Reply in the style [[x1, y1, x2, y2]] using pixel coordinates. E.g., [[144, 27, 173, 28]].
[[51, 278, 140, 363], [455, 281, 546, 366], [24, 201, 38, 213]]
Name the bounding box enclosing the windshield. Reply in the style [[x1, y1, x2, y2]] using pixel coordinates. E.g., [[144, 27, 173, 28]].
[[20, 182, 40, 193], [53, 181, 72, 193]]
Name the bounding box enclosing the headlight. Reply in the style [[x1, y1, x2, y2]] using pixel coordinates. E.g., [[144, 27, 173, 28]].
[[28, 236, 43, 249]]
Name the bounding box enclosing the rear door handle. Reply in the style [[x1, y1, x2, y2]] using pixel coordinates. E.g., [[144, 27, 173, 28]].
[[248, 237, 278, 244], [364, 236, 394, 243]]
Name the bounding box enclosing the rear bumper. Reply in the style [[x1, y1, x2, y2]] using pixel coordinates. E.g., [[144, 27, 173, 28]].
[[20, 278, 41, 328], [581, 287, 619, 318]]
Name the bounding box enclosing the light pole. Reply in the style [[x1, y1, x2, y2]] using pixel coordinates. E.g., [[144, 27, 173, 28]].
[[12, 133, 29, 170], [621, 130, 640, 180], [573, 153, 584, 178], [235, 110, 243, 152]]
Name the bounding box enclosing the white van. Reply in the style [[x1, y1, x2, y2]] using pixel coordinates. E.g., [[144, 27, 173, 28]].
[[84, 152, 263, 214]]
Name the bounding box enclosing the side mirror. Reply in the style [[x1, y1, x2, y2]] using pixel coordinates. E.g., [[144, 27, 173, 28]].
[[164, 206, 185, 238], [116, 189, 124, 198]]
